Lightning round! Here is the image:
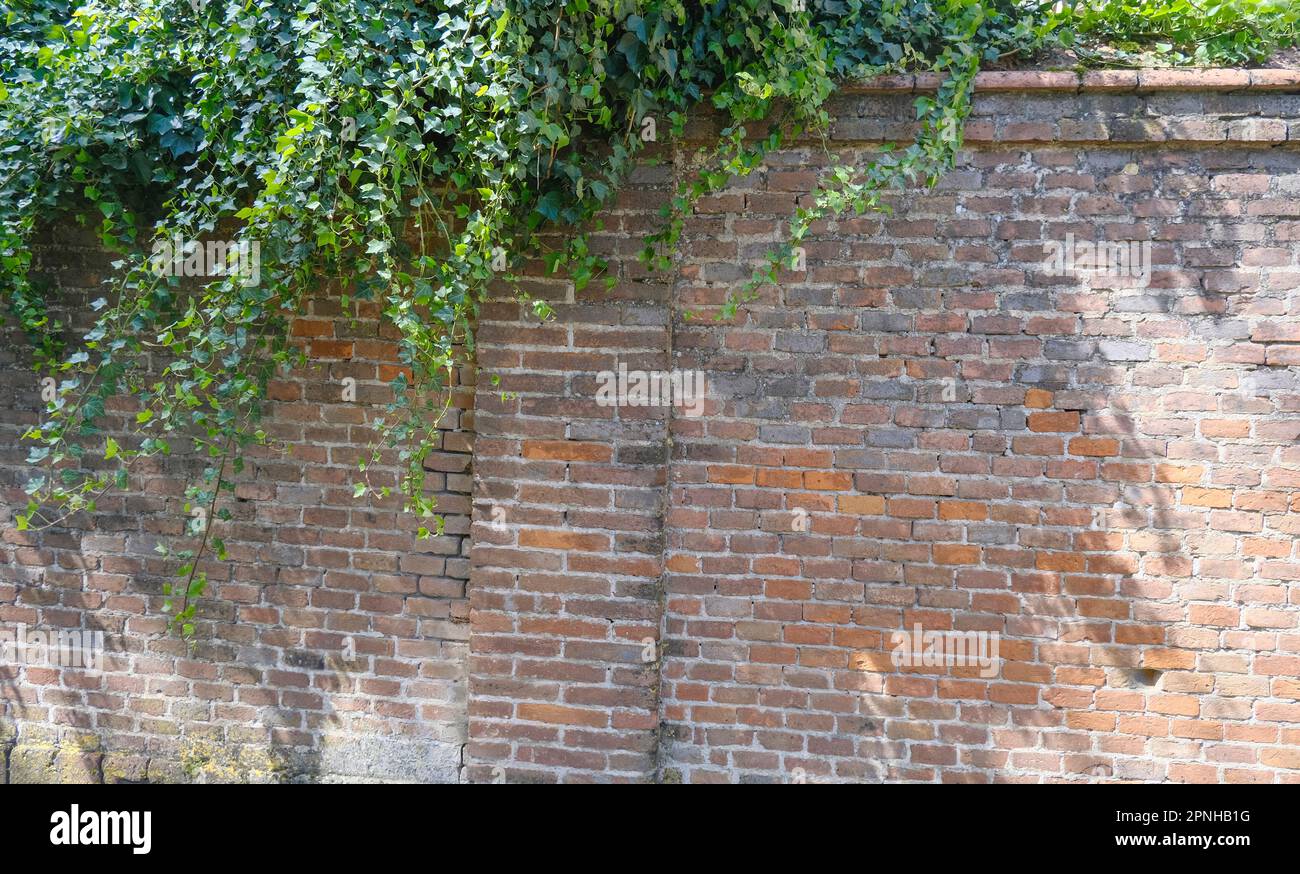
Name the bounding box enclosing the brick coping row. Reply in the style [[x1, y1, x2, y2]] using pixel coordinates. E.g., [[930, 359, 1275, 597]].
[[847, 68, 1300, 94]]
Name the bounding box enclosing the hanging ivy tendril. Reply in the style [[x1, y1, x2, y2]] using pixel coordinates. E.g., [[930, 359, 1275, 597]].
[[1, 0, 1069, 636]]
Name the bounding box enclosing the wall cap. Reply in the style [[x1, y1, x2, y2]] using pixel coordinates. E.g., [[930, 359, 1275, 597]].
[[846, 68, 1300, 94]]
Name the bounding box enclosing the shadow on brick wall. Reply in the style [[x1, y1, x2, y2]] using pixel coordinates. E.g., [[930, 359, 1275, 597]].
[[1, 225, 471, 783], [656, 132, 1300, 783]]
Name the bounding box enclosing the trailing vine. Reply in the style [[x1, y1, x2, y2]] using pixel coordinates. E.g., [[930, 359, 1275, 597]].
[[1, 0, 1283, 637]]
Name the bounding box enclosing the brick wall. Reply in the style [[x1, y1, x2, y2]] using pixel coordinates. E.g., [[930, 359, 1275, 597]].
[[464, 156, 675, 782], [1, 224, 474, 782], [5, 69, 1300, 783], [468, 70, 1300, 783]]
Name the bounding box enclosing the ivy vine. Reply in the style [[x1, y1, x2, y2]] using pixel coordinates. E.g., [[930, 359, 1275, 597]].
[[1, 0, 1274, 637]]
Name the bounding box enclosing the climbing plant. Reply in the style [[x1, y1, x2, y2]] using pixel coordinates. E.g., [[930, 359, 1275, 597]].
[[0, 0, 1278, 636], [1052, 0, 1300, 66]]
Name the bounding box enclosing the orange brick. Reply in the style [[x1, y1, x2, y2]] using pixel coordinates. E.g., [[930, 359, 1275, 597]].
[[310, 339, 353, 358], [1028, 411, 1080, 432], [517, 703, 608, 727], [1078, 597, 1128, 619], [1156, 464, 1204, 483], [291, 318, 333, 337], [1169, 763, 1217, 783], [804, 471, 852, 491], [750, 645, 798, 665], [1114, 624, 1164, 645], [933, 544, 980, 565], [1024, 388, 1053, 408], [1189, 604, 1238, 626], [988, 684, 1038, 705], [849, 651, 896, 672], [1075, 531, 1123, 551], [1144, 649, 1196, 670], [519, 617, 606, 638], [839, 494, 886, 515], [756, 468, 802, 488], [765, 579, 813, 600], [889, 498, 936, 518], [1182, 487, 1232, 508], [804, 604, 852, 624], [1201, 419, 1250, 438], [1069, 437, 1119, 457], [1261, 747, 1300, 769], [1101, 462, 1151, 482], [1150, 694, 1200, 717], [1037, 552, 1084, 572], [783, 449, 833, 467], [1118, 716, 1169, 737], [707, 464, 755, 484], [1067, 712, 1116, 732], [1237, 491, 1287, 512], [522, 440, 613, 462], [1244, 538, 1291, 558], [518, 530, 610, 552], [1172, 720, 1224, 741], [939, 501, 988, 521]]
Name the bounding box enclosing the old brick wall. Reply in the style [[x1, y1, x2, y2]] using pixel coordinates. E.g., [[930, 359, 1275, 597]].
[[468, 69, 1300, 783], [464, 155, 675, 782], [6, 69, 1300, 784], [0, 224, 474, 783]]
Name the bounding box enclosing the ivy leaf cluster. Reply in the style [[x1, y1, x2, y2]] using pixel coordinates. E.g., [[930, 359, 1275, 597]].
[[0, 1, 1065, 636]]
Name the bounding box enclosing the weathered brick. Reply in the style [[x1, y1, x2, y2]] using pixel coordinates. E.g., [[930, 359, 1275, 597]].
[[12, 76, 1300, 789]]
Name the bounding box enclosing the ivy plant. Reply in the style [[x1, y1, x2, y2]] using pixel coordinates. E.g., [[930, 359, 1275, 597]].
[[0, 0, 1259, 637]]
